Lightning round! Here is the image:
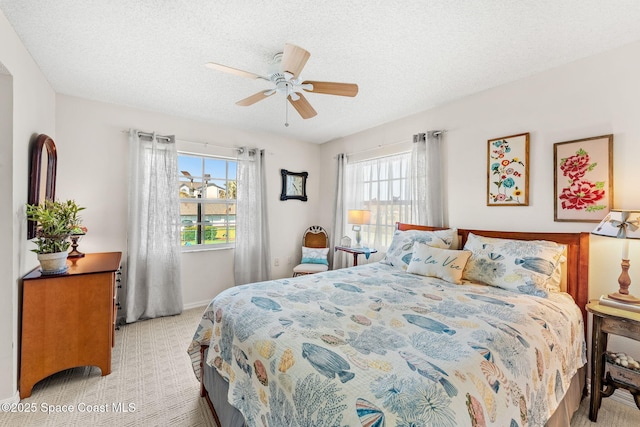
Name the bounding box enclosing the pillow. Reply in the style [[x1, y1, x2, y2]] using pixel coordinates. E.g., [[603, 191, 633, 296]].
[[381, 228, 456, 271], [462, 233, 566, 296], [548, 253, 567, 293], [301, 246, 329, 265], [407, 243, 472, 284]]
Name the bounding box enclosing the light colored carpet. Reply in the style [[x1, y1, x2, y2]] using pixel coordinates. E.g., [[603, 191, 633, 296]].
[[4, 307, 214, 427], [3, 307, 639, 426]]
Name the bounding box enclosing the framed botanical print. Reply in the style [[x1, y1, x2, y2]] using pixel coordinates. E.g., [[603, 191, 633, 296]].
[[554, 134, 613, 222], [487, 132, 529, 206], [280, 169, 308, 201]]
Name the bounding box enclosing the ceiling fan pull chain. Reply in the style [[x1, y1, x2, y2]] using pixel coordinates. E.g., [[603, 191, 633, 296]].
[[285, 95, 289, 127]]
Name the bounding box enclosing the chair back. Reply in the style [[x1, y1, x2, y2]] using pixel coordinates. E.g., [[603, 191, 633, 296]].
[[302, 225, 328, 248]]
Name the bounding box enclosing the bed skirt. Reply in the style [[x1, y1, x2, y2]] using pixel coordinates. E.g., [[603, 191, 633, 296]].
[[200, 345, 585, 427]]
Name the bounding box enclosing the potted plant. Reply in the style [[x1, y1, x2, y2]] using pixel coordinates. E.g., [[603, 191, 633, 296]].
[[25, 199, 85, 274]]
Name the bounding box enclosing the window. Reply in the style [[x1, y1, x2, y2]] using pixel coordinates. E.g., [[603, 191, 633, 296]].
[[345, 152, 411, 250], [178, 153, 236, 249]]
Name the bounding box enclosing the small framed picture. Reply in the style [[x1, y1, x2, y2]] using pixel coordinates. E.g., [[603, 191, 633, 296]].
[[280, 169, 308, 201], [554, 134, 613, 222], [487, 133, 529, 206], [340, 236, 352, 248]]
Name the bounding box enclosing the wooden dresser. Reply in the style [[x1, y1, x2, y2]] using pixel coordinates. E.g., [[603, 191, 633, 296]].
[[20, 252, 122, 398]]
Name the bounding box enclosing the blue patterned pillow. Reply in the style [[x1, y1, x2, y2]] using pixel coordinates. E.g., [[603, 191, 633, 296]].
[[381, 229, 456, 271], [301, 247, 329, 265], [462, 233, 566, 297]]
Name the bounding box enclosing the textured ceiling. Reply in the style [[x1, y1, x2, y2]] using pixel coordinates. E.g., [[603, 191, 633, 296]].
[[2, 1, 640, 144]]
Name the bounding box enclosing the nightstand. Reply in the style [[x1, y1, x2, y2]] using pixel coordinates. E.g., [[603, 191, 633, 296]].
[[334, 246, 377, 266], [586, 300, 640, 421]]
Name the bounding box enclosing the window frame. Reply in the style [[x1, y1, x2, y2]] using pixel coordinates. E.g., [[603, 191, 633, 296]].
[[178, 151, 237, 251], [345, 151, 412, 251]]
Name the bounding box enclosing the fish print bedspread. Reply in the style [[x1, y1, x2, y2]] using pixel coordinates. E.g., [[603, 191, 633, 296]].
[[188, 262, 586, 427]]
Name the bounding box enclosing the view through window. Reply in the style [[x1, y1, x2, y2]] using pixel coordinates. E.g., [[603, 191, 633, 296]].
[[345, 152, 412, 250], [178, 153, 236, 248]]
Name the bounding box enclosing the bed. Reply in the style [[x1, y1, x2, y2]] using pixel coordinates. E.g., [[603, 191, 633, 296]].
[[188, 224, 590, 427]]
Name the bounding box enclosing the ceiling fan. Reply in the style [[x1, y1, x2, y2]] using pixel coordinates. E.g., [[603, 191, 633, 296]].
[[205, 44, 358, 124]]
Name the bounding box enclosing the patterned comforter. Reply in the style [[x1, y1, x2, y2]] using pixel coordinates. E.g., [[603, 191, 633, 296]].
[[188, 262, 586, 427]]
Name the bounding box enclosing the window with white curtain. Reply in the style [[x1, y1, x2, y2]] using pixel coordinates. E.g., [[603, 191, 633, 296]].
[[345, 152, 412, 251], [177, 152, 237, 249]]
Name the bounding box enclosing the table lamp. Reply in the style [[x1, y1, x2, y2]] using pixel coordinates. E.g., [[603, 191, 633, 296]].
[[592, 209, 640, 304], [347, 209, 371, 248]]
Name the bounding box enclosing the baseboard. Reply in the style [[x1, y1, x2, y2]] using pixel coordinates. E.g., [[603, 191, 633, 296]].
[[586, 377, 637, 408], [114, 301, 210, 325], [183, 300, 211, 310], [0, 390, 20, 404]]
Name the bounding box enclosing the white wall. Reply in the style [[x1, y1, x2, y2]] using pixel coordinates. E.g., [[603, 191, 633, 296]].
[[0, 66, 14, 404], [319, 39, 640, 368], [0, 9, 56, 402], [54, 95, 322, 309], [320, 39, 640, 300]]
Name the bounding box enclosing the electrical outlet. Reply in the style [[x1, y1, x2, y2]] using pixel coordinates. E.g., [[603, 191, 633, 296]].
[[274, 258, 279, 267]]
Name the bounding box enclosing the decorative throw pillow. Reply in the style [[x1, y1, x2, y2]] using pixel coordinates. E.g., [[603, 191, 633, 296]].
[[381, 228, 456, 271], [407, 243, 472, 284], [547, 253, 567, 293], [301, 246, 329, 265], [462, 233, 566, 297]]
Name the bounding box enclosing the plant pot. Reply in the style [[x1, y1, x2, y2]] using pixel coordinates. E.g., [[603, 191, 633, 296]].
[[37, 251, 69, 275]]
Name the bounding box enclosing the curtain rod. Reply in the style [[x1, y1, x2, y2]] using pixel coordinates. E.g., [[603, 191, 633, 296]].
[[121, 130, 248, 153], [340, 130, 445, 158], [413, 130, 444, 142], [121, 129, 173, 142], [342, 138, 411, 158], [136, 130, 172, 142], [176, 138, 241, 152]]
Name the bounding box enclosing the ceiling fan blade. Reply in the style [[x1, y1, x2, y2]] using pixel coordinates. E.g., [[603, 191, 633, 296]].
[[302, 81, 359, 97], [288, 93, 317, 119], [236, 91, 274, 106], [205, 62, 268, 80], [280, 44, 310, 78]]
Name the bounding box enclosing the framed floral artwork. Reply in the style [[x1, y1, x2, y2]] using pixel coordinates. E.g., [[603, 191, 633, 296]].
[[554, 134, 613, 222], [487, 133, 529, 206]]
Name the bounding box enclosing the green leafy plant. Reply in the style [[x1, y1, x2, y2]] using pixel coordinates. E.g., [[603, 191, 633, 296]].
[[25, 199, 85, 254]]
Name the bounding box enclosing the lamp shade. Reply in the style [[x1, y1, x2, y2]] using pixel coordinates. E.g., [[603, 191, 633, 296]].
[[592, 210, 640, 239], [348, 209, 371, 225]]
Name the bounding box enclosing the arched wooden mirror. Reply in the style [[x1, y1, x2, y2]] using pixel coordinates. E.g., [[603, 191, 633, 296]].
[[27, 134, 57, 239]]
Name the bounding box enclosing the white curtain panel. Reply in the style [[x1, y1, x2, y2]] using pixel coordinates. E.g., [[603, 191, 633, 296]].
[[126, 129, 182, 323], [331, 153, 347, 269], [234, 148, 271, 285], [411, 131, 444, 227]]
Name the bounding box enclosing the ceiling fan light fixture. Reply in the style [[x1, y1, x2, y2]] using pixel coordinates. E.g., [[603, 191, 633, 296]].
[[205, 43, 357, 120]]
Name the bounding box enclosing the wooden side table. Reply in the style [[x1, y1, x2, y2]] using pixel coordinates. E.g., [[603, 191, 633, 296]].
[[586, 300, 640, 421], [334, 246, 377, 266]]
